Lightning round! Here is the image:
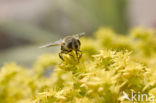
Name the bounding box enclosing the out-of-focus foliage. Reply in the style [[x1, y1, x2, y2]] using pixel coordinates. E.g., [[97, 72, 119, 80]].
[[41, 0, 128, 34], [0, 27, 156, 103]]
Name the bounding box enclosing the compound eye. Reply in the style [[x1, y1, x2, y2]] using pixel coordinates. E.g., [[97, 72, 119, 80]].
[[67, 42, 72, 49]]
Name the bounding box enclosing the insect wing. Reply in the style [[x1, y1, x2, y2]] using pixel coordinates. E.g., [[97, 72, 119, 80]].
[[39, 39, 63, 48], [75, 32, 85, 39]]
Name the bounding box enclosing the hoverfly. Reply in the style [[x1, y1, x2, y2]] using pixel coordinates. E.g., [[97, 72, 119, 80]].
[[40, 33, 85, 61]]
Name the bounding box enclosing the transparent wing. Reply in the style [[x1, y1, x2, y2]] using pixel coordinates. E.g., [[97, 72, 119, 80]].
[[74, 32, 85, 39], [39, 39, 63, 48]]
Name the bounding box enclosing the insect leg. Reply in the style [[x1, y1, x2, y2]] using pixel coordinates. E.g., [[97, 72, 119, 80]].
[[59, 50, 73, 61], [76, 50, 82, 61], [66, 50, 74, 58], [78, 50, 82, 59], [59, 52, 64, 61], [75, 50, 79, 62]]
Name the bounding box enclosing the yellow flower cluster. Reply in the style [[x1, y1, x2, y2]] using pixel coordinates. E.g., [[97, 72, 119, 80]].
[[0, 27, 156, 103]]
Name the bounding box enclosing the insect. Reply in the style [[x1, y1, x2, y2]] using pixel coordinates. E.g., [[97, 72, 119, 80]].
[[39, 33, 85, 61]]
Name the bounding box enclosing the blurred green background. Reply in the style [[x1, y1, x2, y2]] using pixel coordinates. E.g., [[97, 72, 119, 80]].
[[0, 0, 156, 66]]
